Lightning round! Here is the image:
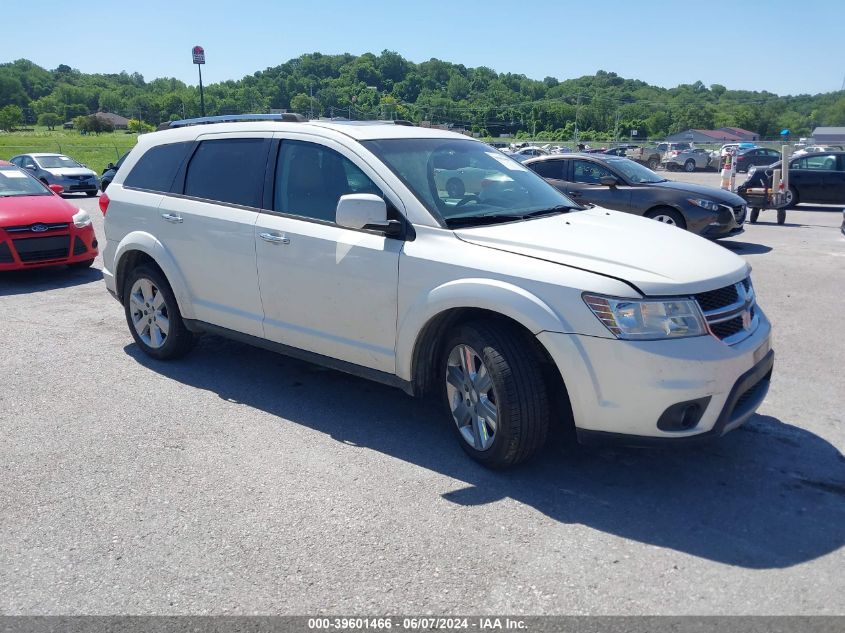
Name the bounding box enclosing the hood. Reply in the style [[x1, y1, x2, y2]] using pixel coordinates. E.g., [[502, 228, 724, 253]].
[[650, 179, 746, 205], [0, 194, 78, 226], [454, 208, 749, 296], [46, 167, 97, 178]]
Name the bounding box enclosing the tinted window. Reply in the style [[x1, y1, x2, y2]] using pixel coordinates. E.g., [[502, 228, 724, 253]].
[[529, 160, 564, 180], [184, 138, 269, 207], [124, 142, 193, 193], [572, 160, 615, 184], [794, 155, 838, 171], [274, 140, 381, 222]]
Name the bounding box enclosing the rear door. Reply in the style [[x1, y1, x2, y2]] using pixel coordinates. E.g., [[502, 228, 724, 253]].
[[791, 154, 837, 203], [155, 134, 269, 336]]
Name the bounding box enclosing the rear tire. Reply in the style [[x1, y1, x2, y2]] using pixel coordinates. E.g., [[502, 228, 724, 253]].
[[647, 157, 660, 170], [749, 208, 760, 223], [684, 159, 696, 172], [441, 321, 549, 469], [123, 265, 195, 360]]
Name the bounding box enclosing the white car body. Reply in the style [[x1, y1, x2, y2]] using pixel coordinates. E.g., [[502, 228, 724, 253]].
[[102, 119, 772, 462]]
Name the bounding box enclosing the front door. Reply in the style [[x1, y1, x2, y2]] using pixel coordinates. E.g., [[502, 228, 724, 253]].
[[563, 159, 633, 212], [254, 138, 402, 373]]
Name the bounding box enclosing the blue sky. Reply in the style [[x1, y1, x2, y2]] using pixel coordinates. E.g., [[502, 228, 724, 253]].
[[4, 0, 844, 95]]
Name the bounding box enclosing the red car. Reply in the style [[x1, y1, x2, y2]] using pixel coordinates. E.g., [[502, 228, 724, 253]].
[[0, 160, 98, 270]]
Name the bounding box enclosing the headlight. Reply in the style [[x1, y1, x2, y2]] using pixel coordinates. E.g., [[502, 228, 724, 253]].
[[72, 209, 92, 228], [687, 198, 721, 212], [583, 294, 707, 340]]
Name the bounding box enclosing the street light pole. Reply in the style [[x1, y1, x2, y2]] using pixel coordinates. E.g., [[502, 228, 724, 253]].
[[192, 46, 206, 117]]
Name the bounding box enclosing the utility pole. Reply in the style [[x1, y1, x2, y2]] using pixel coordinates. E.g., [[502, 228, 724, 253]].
[[613, 110, 620, 143], [574, 95, 581, 145], [309, 84, 314, 119]]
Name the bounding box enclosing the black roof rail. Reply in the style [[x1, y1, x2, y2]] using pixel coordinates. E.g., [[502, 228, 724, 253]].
[[166, 113, 307, 128], [393, 119, 414, 126]]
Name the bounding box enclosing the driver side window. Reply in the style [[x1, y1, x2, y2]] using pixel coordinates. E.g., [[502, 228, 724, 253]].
[[572, 160, 614, 184]]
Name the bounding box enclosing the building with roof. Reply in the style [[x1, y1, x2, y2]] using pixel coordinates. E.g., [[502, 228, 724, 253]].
[[94, 112, 130, 129], [812, 127, 845, 144]]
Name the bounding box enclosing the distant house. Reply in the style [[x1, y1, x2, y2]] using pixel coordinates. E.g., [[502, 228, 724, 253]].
[[95, 111, 130, 130], [812, 127, 845, 144], [665, 128, 759, 143]]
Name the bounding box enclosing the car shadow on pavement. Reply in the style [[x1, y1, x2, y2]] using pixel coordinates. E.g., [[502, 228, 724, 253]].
[[0, 266, 102, 296], [124, 336, 845, 571], [718, 241, 773, 255]]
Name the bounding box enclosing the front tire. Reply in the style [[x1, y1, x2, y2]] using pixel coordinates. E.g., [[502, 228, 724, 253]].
[[442, 322, 549, 468], [784, 186, 799, 208], [684, 159, 696, 172], [646, 207, 686, 229], [647, 157, 660, 170], [123, 265, 195, 360]]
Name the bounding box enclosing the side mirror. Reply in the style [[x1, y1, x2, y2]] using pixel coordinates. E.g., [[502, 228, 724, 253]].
[[25, 164, 36, 170], [600, 176, 618, 187], [336, 193, 402, 236], [48, 184, 64, 194]]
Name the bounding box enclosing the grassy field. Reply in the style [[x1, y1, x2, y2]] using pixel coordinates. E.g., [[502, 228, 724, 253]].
[[0, 127, 138, 174]]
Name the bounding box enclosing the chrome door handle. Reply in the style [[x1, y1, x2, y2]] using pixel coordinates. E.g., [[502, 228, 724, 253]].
[[259, 232, 290, 245], [161, 213, 183, 223]]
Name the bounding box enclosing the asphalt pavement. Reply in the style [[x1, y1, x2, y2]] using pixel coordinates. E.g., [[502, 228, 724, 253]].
[[0, 174, 843, 615]]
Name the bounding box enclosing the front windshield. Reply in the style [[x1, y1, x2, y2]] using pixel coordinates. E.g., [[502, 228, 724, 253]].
[[0, 167, 51, 196], [606, 158, 666, 184], [36, 155, 82, 169], [362, 138, 577, 226]]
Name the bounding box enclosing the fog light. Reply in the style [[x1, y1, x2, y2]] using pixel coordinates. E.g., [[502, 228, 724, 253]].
[[657, 397, 711, 431]]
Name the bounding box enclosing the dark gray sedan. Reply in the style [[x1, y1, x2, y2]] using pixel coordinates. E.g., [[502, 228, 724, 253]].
[[525, 154, 746, 239]]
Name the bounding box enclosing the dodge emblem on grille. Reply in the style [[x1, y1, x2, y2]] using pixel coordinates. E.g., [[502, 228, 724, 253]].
[[31, 224, 48, 232]]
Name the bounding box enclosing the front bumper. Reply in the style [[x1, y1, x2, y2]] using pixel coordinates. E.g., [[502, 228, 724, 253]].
[[0, 224, 98, 270], [537, 311, 772, 441]]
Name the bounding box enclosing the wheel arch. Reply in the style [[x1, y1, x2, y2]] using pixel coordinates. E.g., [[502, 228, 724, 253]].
[[405, 305, 576, 435], [113, 232, 195, 319]]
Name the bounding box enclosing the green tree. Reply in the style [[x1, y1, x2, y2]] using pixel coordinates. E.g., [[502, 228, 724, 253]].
[[0, 104, 23, 131], [289, 93, 311, 115], [37, 112, 61, 130]]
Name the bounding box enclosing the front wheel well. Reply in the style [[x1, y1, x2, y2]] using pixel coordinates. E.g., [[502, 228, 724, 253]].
[[410, 308, 575, 435], [115, 250, 164, 303]]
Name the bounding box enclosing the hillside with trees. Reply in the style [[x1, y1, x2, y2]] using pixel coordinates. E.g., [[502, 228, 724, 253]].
[[1, 53, 843, 139]]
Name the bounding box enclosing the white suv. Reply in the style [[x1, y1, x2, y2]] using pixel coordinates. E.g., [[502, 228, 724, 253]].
[[101, 115, 773, 468]]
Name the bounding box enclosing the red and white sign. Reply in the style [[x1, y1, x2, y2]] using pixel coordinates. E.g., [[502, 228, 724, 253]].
[[192, 46, 205, 65]]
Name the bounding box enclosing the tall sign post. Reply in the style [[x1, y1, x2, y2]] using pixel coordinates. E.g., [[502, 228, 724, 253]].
[[192, 45, 206, 117]]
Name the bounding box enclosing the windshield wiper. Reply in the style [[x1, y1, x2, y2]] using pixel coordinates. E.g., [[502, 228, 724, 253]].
[[521, 205, 572, 218], [444, 214, 524, 228]]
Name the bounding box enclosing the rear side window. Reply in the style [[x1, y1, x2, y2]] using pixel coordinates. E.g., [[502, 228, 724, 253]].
[[530, 160, 564, 180], [184, 138, 269, 207], [124, 142, 193, 192]]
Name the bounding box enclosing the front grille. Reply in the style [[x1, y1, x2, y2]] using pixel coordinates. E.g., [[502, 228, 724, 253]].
[[710, 316, 744, 339], [694, 278, 758, 345], [695, 285, 738, 312], [4, 222, 68, 233], [0, 242, 13, 263], [72, 236, 87, 255], [732, 204, 746, 223], [12, 235, 70, 262]]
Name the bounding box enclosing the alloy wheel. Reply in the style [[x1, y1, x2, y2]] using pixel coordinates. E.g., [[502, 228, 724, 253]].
[[128, 278, 170, 349], [445, 344, 498, 451]]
